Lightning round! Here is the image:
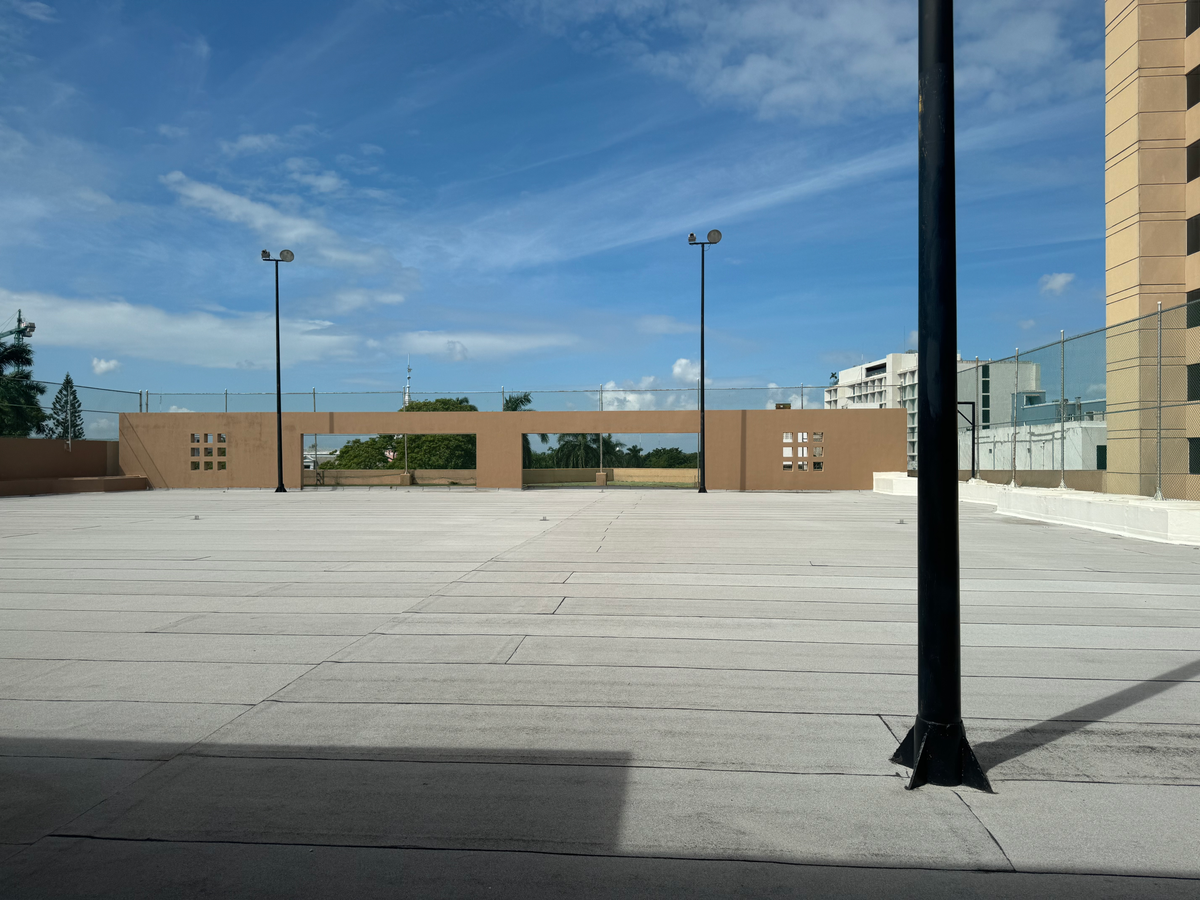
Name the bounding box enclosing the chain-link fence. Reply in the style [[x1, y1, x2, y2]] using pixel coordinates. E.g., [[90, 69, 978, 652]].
[[955, 298, 1199, 501], [141, 384, 830, 415], [0, 378, 140, 441]]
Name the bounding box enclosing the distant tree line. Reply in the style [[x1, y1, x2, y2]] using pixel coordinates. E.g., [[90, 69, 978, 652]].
[[319, 394, 698, 470], [1, 335, 84, 440]]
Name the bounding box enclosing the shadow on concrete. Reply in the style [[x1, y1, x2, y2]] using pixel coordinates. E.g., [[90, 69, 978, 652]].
[[2, 736, 1198, 899], [974, 656, 1200, 770]]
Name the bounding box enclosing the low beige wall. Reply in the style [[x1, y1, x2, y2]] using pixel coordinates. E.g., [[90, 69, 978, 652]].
[[1, 437, 118, 481], [960, 469, 1106, 493], [613, 468, 696, 484], [303, 469, 476, 486]]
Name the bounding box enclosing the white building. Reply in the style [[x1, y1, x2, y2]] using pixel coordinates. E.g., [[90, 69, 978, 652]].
[[825, 353, 1091, 471]]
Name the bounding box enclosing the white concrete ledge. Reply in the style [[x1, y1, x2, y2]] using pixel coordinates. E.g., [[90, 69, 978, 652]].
[[873, 472, 1200, 546]]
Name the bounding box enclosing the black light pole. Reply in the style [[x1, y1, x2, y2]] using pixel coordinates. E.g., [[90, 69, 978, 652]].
[[261, 249, 294, 494], [890, 0, 990, 792], [688, 229, 721, 493]]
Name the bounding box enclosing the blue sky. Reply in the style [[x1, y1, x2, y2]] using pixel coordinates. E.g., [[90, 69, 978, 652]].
[[1, 0, 1104, 402]]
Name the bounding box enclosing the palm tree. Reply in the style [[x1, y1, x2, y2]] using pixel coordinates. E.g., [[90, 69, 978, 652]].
[[0, 340, 48, 437], [502, 391, 549, 469]]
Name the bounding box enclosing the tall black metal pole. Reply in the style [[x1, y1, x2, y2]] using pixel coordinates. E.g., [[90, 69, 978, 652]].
[[698, 244, 707, 493], [891, 0, 989, 792], [274, 260, 286, 493]]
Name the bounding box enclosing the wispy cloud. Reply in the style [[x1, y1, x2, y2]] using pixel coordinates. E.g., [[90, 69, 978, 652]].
[[218, 133, 281, 157], [6, 287, 357, 369], [514, 0, 1099, 119], [1039, 272, 1075, 296], [91, 357, 120, 375], [11, 1, 57, 23], [285, 157, 347, 194], [637, 314, 696, 335], [395, 330, 578, 361]]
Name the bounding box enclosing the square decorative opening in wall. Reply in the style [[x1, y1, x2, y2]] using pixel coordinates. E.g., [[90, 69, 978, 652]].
[[191, 434, 201, 443], [813, 432, 823, 442], [797, 461, 808, 471], [813, 446, 824, 458], [217, 448, 226, 457], [814, 461, 824, 472], [217, 461, 226, 470], [190, 448, 200, 457], [204, 461, 213, 471], [783, 461, 792, 471], [783, 432, 793, 443], [217, 434, 227, 443], [797, 432, 808, 443], [191, 461, 200, 471], [783, 446, 793, 458], [205, 434, 213, 443], [204, 448, 213, 457], [797, 446, 808, 458]]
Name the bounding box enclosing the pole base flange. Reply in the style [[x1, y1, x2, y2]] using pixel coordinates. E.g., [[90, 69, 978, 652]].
[[275, 486, 287, 493], [891, 717, 993, 793]]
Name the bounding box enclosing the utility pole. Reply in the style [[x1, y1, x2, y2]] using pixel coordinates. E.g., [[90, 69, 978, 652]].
[[891, 0, 991, 792]]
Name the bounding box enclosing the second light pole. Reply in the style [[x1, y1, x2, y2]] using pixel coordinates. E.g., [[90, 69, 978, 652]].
[[261, 249, 294, 493], [688, 229, 721, 493]]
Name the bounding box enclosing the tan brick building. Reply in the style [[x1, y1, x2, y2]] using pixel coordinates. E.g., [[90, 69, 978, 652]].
[[1106, 0, 1200, 500]]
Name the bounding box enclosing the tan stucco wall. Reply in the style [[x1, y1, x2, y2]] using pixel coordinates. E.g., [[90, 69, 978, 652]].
[[1106, 0, 1197, 500], [118, 408, 906, 492], [0, 437, 118, 481]]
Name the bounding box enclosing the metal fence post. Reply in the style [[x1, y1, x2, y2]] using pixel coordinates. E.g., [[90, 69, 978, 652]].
[[1155, 301, 1163, 501], [224, 389, 228, 413], [1060, 330, 1066, 489], [1011, 347, 1019, 486]]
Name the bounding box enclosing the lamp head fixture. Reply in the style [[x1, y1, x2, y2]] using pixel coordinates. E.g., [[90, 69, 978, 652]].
[[687, 233, 696, 244], [707, 229, 722, 244], [261, 250, 271, 260], [279, 249, 294, 262]]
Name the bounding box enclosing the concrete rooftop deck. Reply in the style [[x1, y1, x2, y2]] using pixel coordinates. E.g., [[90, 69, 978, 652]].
[[0, 488, 1198, 898]]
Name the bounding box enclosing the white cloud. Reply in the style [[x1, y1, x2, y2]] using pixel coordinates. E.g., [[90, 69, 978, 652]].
[[85, 416, 117, 438], [1039, 272, 1075, 296], [167, 405, 193, 413], [91, 357, 120, 375], [672, 358, 700, 383], [157, 124, 188, 139], [360, 143, 385, 156], [637, 314, 696, 335], [219, 133, 281, 157], [906, 329, 918, 350], [1018, 318, 1036, 330], [396, 330, 578, 361], [160, 172, 412, 279], [284, 157, 347, 194], [331, 289, 405, 312], [12, 2, 57, 23], [516, 1, 1099, 119], [5, 287, 358, 369]]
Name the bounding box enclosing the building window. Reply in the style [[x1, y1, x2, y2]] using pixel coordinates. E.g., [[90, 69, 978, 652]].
[[1191, 439, 1200, 475], [1189, 215, 1200, 255], [190, 447, 200, 457], [217, 461, 227, 471], [191, 461, 200, 471], [1189, 290, 1200, 329], [1097, 445, 1107, 471], [204, 461, 213, 471], [217, 447, 226, 457], [1189, 66, 1200, 109], [217, 433, 227, 443], [204, 447, 213, 457], [1189, 363, 1200, 402]]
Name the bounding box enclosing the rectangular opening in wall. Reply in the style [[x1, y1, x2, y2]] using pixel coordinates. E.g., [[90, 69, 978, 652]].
[[783, 461, 792, 471], [205, 434, 213, 443], [813, 446, 824, 458], [1189, 141, 1200, 182], [813, 461, 824, 472], [1097, 445, 1107, 471], [783, 446, 793, 458], [796, 461, 808, 471], [797, 446, 808, 458], [217, 448, 226, 457], [812, 432, 823, 442], [203, 447, 213, 457], [190, 461, 200, 471], [1188, 363, 1200, 402], [1189, 66, 1200, 108], [217, 434, 227, 443], [797, 432, 808, 443], [204, 461, 213, 471], [1190, 290, 1200, 329], [191, 434, 201, 443], [783, 432, 793, 442], [217, 461, 226, 471], [1188, 215, 1200, 255], [190, 448, 200, 457], [1190, 438, 1200, 475]]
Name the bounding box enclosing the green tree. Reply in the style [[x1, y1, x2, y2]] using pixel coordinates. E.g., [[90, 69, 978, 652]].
[[48, 373, 85, 441], [319, 397, 481, 470], [549, 433, 625, 468], [502, 391, 548, 469], [644, 446, 697, 468], [0, 339, 48, 437]]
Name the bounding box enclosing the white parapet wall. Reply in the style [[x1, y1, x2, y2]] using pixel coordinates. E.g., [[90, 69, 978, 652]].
[[872, 472, 1200, 546]]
